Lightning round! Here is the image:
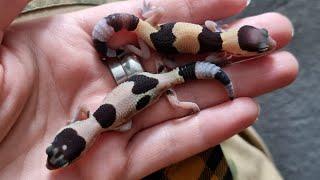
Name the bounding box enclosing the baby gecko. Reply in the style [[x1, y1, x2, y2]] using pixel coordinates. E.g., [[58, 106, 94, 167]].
[[91, 2, 276, 66], [46, 61, 234, 170]]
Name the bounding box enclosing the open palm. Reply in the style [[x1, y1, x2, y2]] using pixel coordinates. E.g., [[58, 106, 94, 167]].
[[0, 0, 297, 179]]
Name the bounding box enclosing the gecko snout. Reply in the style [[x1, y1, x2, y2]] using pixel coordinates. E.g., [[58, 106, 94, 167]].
[[46, 128, 87, 170], [46, 144, 69, 170]]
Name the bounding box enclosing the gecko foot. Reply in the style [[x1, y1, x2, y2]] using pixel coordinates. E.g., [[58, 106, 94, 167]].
[[166, 89, 200, 113], [68, 106, 90, 125], [137, 0, 164, 26], [205, 20, 226, 32], [117, 121, 133, 132]]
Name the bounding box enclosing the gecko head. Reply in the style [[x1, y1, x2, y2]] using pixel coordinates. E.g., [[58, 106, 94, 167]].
[[46, 128, 86, 170], [237, 25, 277, 54], [222, 25, 277, 57]]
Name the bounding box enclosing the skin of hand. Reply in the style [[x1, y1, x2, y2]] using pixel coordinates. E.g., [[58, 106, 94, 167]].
[[0, 0, 298, 179]]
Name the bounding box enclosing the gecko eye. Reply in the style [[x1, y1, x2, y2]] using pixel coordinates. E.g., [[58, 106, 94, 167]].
[[46, 128, 86, 170], [237, 25, 276, 53]]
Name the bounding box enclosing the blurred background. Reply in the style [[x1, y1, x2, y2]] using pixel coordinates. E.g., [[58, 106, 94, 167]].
[[235, 1, 319, 180]]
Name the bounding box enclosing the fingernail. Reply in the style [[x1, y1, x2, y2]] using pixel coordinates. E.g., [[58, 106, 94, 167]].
[[291, 25, 295, 37], [253, 98, 261, 117], [246, 0, 251, 6]]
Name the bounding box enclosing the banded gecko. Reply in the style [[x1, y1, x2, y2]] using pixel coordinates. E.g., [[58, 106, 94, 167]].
[[92, 9, 276, 65], [46, 61, 233, 170]]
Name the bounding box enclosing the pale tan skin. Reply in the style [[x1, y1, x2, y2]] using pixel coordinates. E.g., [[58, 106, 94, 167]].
[[0, 0, 297, 179]]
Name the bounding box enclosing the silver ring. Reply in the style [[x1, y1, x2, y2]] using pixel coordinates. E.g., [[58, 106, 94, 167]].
[[107, 55, 144, 85]]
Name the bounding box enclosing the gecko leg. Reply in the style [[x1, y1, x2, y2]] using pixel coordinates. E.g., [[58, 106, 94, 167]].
[[205, 53, 223, 64], [156, 61, 200, 113], [205, 53, 231, 65], [161, 55, 179, 70], [166, 89, 200, 113], [68, 106, 90, 125], [205, 20, 226, 32], [125, 38, 151, 60], [138, 0, 165, 26], [117, 121, 133, 132], [125, 39, 172, 73], [151, 54, 170, 73], [205, 51, 233, 66], [157, 59, 200, 113]]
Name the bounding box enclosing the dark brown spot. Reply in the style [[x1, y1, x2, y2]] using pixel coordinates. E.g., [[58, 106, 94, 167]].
[[93, 104, 117, 128], [128, 14, 140, 31], [93, 39, 107, 58], [198, 27, 223, 53], [150, 23, 179, 54], [106, 13, 139, 32], [178, 62, 196, 80], [106, 14, 122, 32], [136, 95, 151, 110], [214, 70, 231, 86], [128, 75, 159, 94]]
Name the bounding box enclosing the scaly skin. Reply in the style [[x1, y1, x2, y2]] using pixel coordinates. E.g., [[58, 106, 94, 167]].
[[45, 62, 234, 170]]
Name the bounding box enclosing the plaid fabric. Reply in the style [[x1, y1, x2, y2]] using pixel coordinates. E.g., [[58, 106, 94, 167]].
[[143, 145, 233, 180]]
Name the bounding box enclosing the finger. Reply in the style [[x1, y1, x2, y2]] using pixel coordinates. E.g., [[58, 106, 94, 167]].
[[132, 51, 298, 130], [0, 0, 30, 30], [142, 0, 248, 22], [170, 12, 294, 67], [70, 0, 248, 33], [127, 97, 259, 179], [229, 12, 294, 50], [79, 11, 296, 133]]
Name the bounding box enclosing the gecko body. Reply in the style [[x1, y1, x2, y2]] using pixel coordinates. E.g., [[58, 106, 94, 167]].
[[92, 13, 276, 61], [46, 61, 233, 170]]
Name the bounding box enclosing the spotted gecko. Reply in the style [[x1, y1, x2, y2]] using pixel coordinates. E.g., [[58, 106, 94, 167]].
[[46, 61, 234, 170]]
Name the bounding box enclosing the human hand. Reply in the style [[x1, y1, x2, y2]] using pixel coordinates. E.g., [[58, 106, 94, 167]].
[[0, 0, 297, 179]]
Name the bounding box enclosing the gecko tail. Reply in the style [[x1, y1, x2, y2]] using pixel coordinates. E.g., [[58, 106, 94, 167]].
[[211, 67, 235, 100], [178, 61, 235, 100], [92, 13, 140, 60]]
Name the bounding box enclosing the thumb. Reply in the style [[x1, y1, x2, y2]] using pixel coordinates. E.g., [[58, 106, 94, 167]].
[[0, 0, 30, 42]]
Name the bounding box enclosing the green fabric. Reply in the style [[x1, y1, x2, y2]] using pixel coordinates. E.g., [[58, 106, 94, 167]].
[[23, 0, 118, 13]]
